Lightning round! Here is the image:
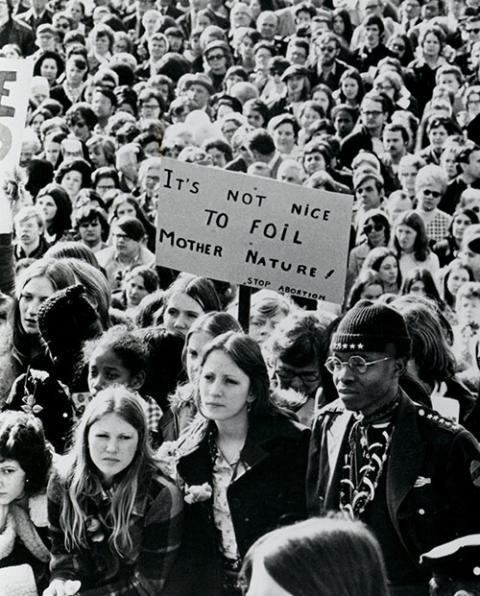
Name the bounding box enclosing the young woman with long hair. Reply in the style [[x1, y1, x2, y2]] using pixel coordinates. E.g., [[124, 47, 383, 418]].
[[162, 332, 309, 596], [44, 387, 183, 596]]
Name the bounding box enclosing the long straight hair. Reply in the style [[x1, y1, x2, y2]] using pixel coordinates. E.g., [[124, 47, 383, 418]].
[[60, 386, 155, 557]]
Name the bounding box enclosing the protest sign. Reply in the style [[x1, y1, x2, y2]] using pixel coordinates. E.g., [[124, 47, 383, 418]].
[[156, 157, 354, 304], [0, 58, 33, 174]]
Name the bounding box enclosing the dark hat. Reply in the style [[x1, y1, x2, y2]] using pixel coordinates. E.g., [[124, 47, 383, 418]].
[[184, 73, 213, 94], [331, 304, 411, 356], [281, 64, 309, 82], [115, 215, 145, 242], [156, 52, 191, 83], [421, 535, 480, 582], [38, 284, 102, 352]]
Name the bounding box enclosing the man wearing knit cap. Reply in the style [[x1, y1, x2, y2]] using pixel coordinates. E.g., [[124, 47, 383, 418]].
[[97, 216, 155, 291], [307, 303, 480, 596]]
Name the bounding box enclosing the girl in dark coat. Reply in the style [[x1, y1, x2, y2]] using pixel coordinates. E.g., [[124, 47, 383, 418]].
[[161, 331, 309, 596]]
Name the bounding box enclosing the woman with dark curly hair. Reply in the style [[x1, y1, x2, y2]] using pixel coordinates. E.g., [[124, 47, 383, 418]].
[[433, 208, 479, 267], [0, 411, 53, 594], [54, 158, 92, 203], [33, 50, 65, 87], [36, 184, 73, 246]]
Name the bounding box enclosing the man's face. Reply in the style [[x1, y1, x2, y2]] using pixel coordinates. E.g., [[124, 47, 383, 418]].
[[361, 98, 385, 132], [15, 217, 42, 247], [330, 349, 398, 415], [258, 14, 277, 39], [334, 109, 355, 138], [466, 19, 480, 44], [19, 143, 35, 168], [464, 150, 480, 181], [362, 0, 381, 17], [187, 83, 209, 109], [113, 227, 139, 258], [356, 178, 382, 210], [437, 73, 460, 93], [365, 24, 381, 48], [422, 0, 440, 19], [274, 358, 321, 398], [383, 130, 406, 159], [315, 39, 338, 67], [403, 0, 421, 19]]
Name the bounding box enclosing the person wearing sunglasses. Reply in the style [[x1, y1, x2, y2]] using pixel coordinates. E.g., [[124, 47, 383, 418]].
[[414, 164, 451, 244], [307, 302, 480, 596]]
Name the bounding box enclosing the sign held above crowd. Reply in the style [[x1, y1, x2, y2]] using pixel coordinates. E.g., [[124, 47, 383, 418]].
[[156, 158, 354, 305], [0, 58, 33, 174]]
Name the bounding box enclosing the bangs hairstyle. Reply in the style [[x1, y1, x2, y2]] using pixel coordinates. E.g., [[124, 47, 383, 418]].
[[198, 331, 275, 416], [265, 311, 331, 368], [162, 273, 222, 316], [250, 289, 294, 321], [240, 517, 389, 596], [392, 210, 430, 262], [60, 386, 154, 557], [0, 411, 52, 496]]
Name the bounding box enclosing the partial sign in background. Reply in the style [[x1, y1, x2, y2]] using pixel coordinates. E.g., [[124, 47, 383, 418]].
[[0, 58, 33, 175], [156, 158, 354, 305]]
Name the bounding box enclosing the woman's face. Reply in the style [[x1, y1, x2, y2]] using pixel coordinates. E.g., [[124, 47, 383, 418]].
[[37, 194, 57, 224], [149, 38, 167, 61], [447, 267, 470, 297], [62, 170, 83, 199], [341, 76, 359, 100], [299, 106, 320, 131], [272, 123, 295, 154], [428, 125, 448, 149], [422, 33, 441, 58], [19, 276, 56, 335], [333, 15, 345, 35], [244, 105, 264, 128], [199, 349, 252, 424], [31, 114, 46, 137], [94, 34, 110, 55], [361, 282, 383, 301], [40, 58, 59, 83], [88, 143, 107, 168], [196, 13, 212, 29], [409, 280, 426, 296], [115, 201, 136, 219], [164, 292, 204, 337], [374, 77, 395, 100], [125, 274, 149, 307], [311, 90, 330, 114], [398, 165, 417, 193], [231, 8, 251, 27], [221, 121, 239, 143], [249, 0, 262, 19], [239, 36, 254, 62], [88, 413, 139, 484], [378, 255, 398, 286], [303, 151, 326, 175], [254, 49, 272, 70], [396, 223, 417, 252], [186, 330, 213, 382], [0, 460, 26, 505], [286, 75, 305, 99], [388, 36, 406, 59], [452, 213, 473, 242], [364, 218, 386, 247]]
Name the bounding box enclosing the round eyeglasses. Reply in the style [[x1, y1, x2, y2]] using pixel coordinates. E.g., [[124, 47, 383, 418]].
[[325, 355, 392, 375]]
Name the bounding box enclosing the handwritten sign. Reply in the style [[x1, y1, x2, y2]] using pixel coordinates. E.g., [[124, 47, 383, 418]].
[[0, 58, 33, 173], [156, 158, 354, 304]]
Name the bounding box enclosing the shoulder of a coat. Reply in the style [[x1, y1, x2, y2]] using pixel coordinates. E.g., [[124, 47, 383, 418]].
[[415, 404, 460, 433]]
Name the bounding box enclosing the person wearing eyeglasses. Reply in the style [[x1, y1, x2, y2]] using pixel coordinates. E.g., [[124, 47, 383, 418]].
[[307, 302, 480, 596], [414, 164, 451, 244]]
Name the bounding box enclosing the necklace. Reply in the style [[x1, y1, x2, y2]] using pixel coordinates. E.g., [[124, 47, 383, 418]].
[[339, 415, 396, 519]]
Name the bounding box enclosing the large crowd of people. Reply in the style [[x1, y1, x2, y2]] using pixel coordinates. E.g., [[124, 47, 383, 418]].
[[1, 0, 480, 593]]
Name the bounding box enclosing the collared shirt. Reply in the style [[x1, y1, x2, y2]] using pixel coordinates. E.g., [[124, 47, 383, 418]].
[[96, 245, 156, 291]]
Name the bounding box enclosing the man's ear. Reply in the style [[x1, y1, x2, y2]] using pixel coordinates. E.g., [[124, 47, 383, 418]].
[[393, 356, 407, 377]]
